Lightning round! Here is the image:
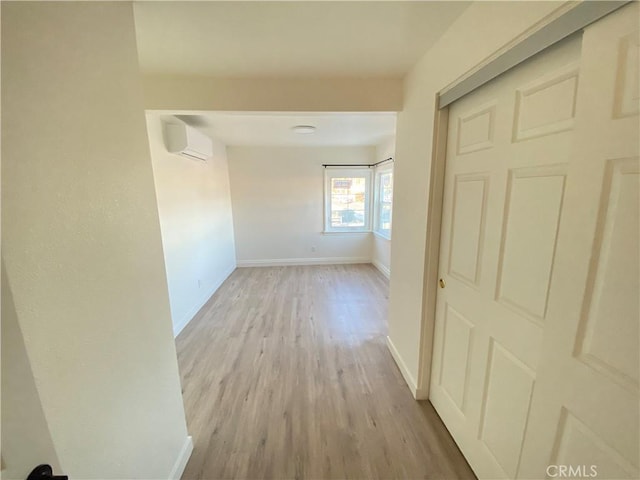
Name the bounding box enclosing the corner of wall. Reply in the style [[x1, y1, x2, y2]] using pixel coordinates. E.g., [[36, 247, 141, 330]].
[[173, 263, 236, 337], [372, 259, 391, 279], [386, 336, 422, 400], [168, 436, 193, 480]]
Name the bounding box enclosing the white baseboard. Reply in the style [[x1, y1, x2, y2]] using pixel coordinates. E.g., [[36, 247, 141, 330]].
[[173, 263, 236, 337], [169, 435, 193, 480], [414, 387, 429, 400], [237, 257, 370, 267], [372, 259, 391, 279], [386, 336, 423, 400]]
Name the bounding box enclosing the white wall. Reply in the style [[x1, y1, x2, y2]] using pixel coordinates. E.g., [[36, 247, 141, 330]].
[[372, 137, 395, 278], [147, 116, 236, 336], [1, 264, 61, 478], [1, 3, 190, 479], [227, 146, 375, 265], [388, 1, 567, 396]]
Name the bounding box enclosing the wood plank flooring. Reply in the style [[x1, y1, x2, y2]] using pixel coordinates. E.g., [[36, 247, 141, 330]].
[[176, 264, 475, 479]]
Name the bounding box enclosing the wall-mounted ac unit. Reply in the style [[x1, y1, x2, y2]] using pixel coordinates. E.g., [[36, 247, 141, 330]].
[[163, 122, 213, 161]]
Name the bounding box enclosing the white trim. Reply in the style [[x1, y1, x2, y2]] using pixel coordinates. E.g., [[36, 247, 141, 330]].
[[322, 230, 371, 236], [373, 230, 391, 241], [372, 259, 390, 279], [417, 106, 449, 401], [373, 167, 393, 239], [324, 168, 373, 233], [237, 257, 370, 267], [169, 436, 193, 480], [386, 336, 427, 400], [172, 263, 236, 337], [415, 387, 429, 401]]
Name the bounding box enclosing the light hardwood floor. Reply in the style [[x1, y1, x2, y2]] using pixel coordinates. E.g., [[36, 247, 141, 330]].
[[176, 264, 475, 479]]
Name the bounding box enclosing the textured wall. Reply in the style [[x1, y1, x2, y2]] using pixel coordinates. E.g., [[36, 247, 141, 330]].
[[147, 115, 236, 336], [1, 3, 189, 478]]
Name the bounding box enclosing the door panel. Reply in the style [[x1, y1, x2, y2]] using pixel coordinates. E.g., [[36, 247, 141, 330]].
[[439, 304, 474, 411], [518, 4, 639, 479], [478, 338, 535, 478], [431, 4, 639, 479], [512, 65, 579, 141], [495, 165, 566, 322], [576, 158, 639, 388], [551, 409, 637, 479], [457, 103, 496, 154], [431, 33, 582, 480], [448, 174, 489, 286]]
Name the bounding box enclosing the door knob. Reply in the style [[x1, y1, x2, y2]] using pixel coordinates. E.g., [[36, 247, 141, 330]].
[[439, 278, 446, 288]]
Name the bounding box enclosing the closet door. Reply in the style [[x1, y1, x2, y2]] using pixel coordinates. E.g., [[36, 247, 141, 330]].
[[431, 33, 582, 480], [431, 4, 639, 478], [519, 4, 639, 479]]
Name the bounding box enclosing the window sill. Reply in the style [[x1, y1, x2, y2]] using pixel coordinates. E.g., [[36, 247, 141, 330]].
[[373, 231, 392, 241], [322, 230, 372, 235], [321, 231, 392, 239]]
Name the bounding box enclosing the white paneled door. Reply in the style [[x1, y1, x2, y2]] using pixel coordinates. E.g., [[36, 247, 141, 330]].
[[430, 4, 639, 479]]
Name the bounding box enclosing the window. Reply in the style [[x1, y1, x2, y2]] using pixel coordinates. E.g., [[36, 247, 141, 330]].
[[374, 167, 393, 239], [324, 168, 372, 232]]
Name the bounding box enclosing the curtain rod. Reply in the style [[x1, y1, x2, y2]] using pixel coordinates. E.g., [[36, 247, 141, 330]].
[[322, 157, 393, 168]]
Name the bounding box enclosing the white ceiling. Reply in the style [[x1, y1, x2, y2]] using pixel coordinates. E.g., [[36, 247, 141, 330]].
[[134, 1, 470, 77], [169, 112, 396, 147]]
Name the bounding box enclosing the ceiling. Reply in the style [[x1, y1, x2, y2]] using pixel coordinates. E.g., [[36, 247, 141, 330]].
[[169, 112, 396, 147], [133, 1, 470, 77]]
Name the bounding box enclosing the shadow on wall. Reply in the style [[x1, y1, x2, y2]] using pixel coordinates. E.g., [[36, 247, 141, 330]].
[[1, 260, 61, 480]]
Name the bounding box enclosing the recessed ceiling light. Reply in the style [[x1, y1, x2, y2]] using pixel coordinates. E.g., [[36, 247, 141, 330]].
[[292, 125, 316, 134]]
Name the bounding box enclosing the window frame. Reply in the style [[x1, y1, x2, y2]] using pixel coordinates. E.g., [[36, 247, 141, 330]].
[[373, 164, 393, 240], [323, 167, 373, 233]]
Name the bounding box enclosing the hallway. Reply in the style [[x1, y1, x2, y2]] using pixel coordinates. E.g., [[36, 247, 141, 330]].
[[176, 265, 475, 479]]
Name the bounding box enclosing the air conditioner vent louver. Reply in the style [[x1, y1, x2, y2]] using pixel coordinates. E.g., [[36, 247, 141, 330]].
[[163, 122, 213, 161]]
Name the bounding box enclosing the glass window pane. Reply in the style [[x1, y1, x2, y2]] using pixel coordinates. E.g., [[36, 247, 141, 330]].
[[381, 173, 393, 203], [380, 204, 392, 231], [375, 171, 393, 236], [330, 177, 366, 228]]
